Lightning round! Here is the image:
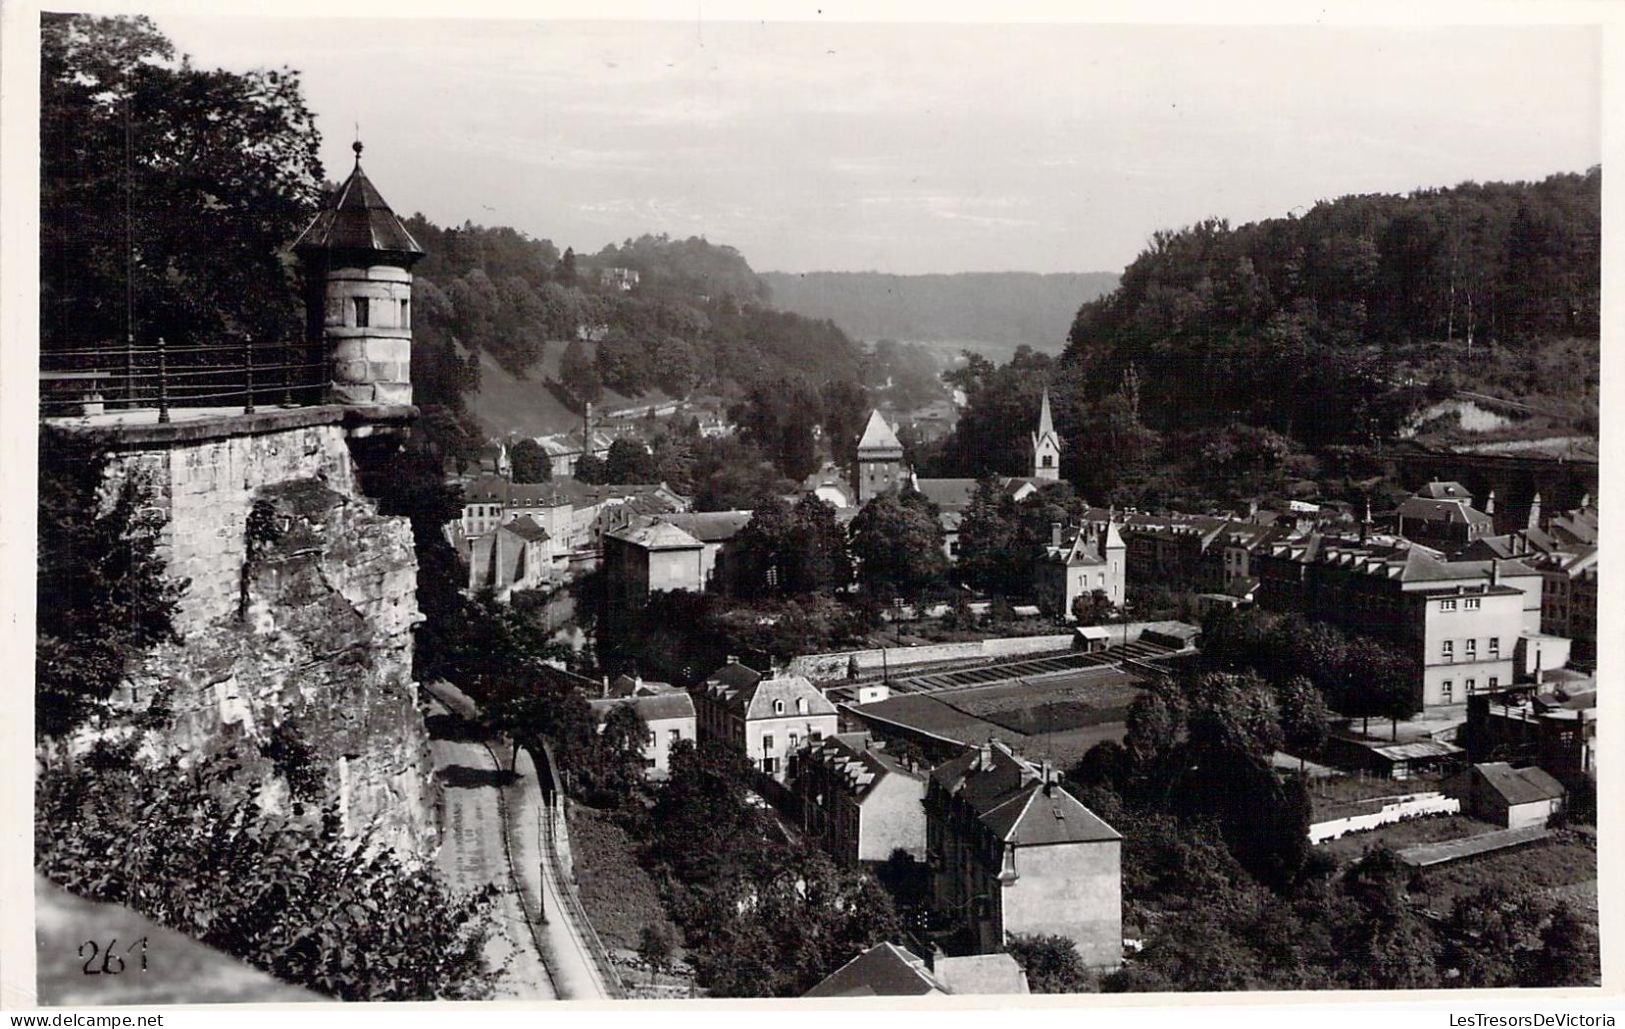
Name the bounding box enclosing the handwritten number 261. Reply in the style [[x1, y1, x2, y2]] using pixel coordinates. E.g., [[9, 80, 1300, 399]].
[[79, 938, 148, 975]]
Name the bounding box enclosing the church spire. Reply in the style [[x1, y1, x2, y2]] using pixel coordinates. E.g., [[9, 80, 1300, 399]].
[[1031, 388, 1061, 481]]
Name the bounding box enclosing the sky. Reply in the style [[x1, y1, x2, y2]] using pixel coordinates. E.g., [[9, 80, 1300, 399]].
[[151, 16, 1602, 275]]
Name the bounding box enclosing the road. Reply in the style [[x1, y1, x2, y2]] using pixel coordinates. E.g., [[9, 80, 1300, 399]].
[[425, 682, 612, 1000], [429, 731, 558, 1000]]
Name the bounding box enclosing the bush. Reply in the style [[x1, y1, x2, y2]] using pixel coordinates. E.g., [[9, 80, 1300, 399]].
[[36, 747, 499, 1001]]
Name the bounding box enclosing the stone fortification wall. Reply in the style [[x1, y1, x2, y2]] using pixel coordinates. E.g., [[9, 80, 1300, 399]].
[[92, 409, 433, 859]]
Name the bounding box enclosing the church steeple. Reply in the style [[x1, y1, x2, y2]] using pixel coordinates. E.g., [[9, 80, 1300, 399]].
[[1031, 388, 1061, 481]]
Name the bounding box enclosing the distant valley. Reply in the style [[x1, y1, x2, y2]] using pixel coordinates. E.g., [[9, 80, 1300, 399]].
[[759, 270, 1119, 358]]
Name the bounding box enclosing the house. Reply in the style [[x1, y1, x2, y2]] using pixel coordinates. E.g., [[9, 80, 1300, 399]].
[[925, 740, 1121, 967], [1395, 482, 1495, 547], [466, 515, 553, 599], [692, 660, 839, 783], [1444, 761, 1566, 829], [1255, 533, 1546, 707], [802, 942, 1028, 997], [588, 691, 697, 779], [602, 520, 706, 604], [1033, 520, 1125, 621], [798, 733, 928, 865], [653, 510, 753, 590], [475, 440, 511, 479], [597, 266, 640, 291], [1463, 684, 1596, 780], [1321, 735, 1465, 780]]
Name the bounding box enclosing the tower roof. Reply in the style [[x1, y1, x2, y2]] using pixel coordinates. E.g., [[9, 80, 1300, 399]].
[[293, 142, 425, 262], [1036, 388, 1056, 439], [857, 409, 903, 453]]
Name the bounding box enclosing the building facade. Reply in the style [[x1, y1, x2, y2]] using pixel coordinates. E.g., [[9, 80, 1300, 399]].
[[693, 660, 840, 782], [798, 733, 928, 865], [589, 691, 697, 779], [925, 740, 1121, 967]]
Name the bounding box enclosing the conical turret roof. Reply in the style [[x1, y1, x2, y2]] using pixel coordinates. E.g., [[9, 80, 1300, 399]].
[[293, 141, 424, 262]]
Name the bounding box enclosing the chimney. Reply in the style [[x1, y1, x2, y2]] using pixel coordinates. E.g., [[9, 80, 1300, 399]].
[[1491, 559, 1501, 587], [601, 675, 609, 699], [1051, 522, 1063, 547], [977, 741, 993, 771], [726, 654, 738, 665]]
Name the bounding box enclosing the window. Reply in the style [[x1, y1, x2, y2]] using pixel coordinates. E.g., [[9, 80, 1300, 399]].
[[353, 297, 370, 327], [668, 728, 680, 745], [399, 298, 410, 328], [1464, 598, 1481, 611], [1488, 637, 1500, 657], [1465, 678, 1476, 694], [1465, 638, 1477, 658], [762, 733, 775, 753], [1489, 676, 1499, 689], [1042, 455, 1053, 468], [1440, 599, 1457, 612], [810, 730, 822, 743], [796, 697, 807, 715], [1441, 681, 1453, 703], [762, 757, 778, 775], [788, 732, 799, 750], [1441, 640, 1454, 661], [773, 699, 784, 715]]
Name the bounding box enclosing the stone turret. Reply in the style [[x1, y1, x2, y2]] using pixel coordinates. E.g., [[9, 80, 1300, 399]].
[[293, 141, 425, 406], [1031, 388, 1061, 481]]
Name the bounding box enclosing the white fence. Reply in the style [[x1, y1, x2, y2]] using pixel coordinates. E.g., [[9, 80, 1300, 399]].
[[1308, 792, 1461, 844]]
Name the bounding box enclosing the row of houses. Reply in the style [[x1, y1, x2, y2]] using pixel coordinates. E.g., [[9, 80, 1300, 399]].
[[586, 655, 1123, 971]]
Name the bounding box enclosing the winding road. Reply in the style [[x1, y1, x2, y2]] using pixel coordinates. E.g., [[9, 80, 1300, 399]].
[[426, 683, 612, 1001]]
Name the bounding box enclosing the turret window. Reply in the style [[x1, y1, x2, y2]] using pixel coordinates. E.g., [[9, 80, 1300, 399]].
[[353, 297, 370, 328], [399, 298, 410, 328]]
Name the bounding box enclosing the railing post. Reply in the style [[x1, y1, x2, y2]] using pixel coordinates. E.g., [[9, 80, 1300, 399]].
[[282, 340, 294, 406], [243, 335, 255, 414], [156, 336, 170, 424], [123, 333, 135, 408]]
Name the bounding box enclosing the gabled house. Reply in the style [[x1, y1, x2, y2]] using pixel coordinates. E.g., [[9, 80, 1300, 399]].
[[588, 691, 697, 779], [1034, 520, 1125, 621], [693, 660, 839, 782], [798, 733, 929, 865], [802, 942, 1029, 997], [1444, 761, 1566, 829], [466, 516, 553, 600], [926, 740, 1121, 967]]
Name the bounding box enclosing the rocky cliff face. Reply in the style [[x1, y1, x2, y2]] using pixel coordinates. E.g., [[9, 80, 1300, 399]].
[[102, 413, 434, 860]]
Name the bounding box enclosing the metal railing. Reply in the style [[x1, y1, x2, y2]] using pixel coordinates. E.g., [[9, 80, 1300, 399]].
[[39, 337, 327, 420]]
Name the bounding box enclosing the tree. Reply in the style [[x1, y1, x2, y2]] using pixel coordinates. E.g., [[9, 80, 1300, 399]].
[[1518, 903, 1599, 987], [729, 495, 851, 597], [1273, 675, 1330, 764], [637, 923, 677, 986], [509, 438, 552, 483], [37, 431, 186, 738], [847, 489, 946, 601], [559, 338, 601, 403], [1006, 934, 1094, 993], [42, 14, 324, 347], [1339, 636, 1420, 738], [954, 476, 1020, 594], [601, 437, 659, 484]]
